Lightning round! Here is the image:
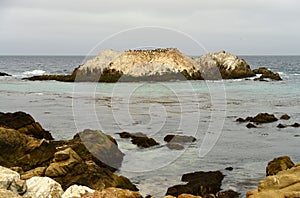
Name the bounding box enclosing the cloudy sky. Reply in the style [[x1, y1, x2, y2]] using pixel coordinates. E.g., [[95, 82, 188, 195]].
[[0, 0, 299, 55]]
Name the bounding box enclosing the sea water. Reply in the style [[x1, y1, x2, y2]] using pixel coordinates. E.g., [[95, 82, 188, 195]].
[[0, 55, 300, 197]]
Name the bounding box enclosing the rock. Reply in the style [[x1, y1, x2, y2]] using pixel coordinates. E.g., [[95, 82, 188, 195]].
[[246, 162, 300, 198], [0, 127, 56, 171], [0, 166, 22, 190], [26, 49, 259, 82], [246, 123, 257, 128], [62, 184, 94, 198], [253, 67, 273, 75], [166, 171, 224, 197], [266, 156, 294, 176], [277, 123, 287, 128], [117, 132, 159, 148], [217, 190, 240, 198], [0, 111, 53, 140], [45, 148, 83, 177], [0, 72, 11, 76], [178, 194, 203, 198], [24, 176, 64, 198], [253, 67, 282, 81], [235, 118, 246, 122], [21, 167, 46, 180], [225, 167, 233, 171], [242, 113, 278, 124], [164, 134, 196, 143], [0, 189, 22, 198], [55, 129, 124, 171], [194, 50, 255, 79], [89, 187, 143, 198], [280, 114, 290, 120], [291, 123, 300, 127], [166, 143, 185, 150]]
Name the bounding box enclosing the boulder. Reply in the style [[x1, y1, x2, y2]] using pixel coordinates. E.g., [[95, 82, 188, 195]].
[[0, 189, 22, 198], [277, 123, 287, 128], [23, 176, 64, 198], [238, 113, 278, 124], [253, 67, 282, 81], [164, 134, 196, 143], [291, 123, 300, 127], [217, 190, 240, 198], [246, 123, 257, 128], [253, 67, 273, 75], [117, 132, 159, 148], [166, 171, 224, 197], [88, 187, 143, 198], [62, 184, 94, 198], [0, 166, 26, 196], [246, 162, 300, 198], [266, 156, 294, 176], [0, 111, 53, 140], [166, 143, 185, 150], [0, 127, 56, 171], [21, 167, 46, 180], [280, 114, 290, 120]]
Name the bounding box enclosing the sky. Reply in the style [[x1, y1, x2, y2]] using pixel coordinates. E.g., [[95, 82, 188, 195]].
[[0, 0, 299, 55]]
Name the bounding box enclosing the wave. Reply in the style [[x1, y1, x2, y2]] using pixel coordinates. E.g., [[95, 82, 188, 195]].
[[22, 70, 46, 75]]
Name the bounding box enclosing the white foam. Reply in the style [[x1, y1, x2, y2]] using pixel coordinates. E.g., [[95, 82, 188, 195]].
[[23, 70, 46, 75]]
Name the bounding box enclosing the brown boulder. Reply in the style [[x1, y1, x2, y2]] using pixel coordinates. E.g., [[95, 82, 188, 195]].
[[87, 187, 142, 198], [280, 114, 291, 120], [0, 127, 56, 171], [266, 156, 295, 176], [0, 111, 53, 140]]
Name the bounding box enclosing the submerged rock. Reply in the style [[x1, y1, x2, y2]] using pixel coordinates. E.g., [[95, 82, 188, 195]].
[[0, 111, 53, 140], [237, 113, 278, 124], [277, 123, 287, 128], [117, 132, 159, 148], [164, 134, 196, 143], [166, 171, 224, 197], [266, 156, 295, 176], [246, 123, 257, 128], [291, 123, 300, 127], [280, 114, 290, 120], [0, 72, 11, 76]]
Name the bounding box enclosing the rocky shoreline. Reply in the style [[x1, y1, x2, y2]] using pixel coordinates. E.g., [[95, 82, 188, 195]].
[[1, 111, 299, 197], [23, 49, 282, 82]]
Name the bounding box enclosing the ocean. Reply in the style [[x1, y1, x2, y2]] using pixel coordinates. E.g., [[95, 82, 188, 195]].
[[0, 55, 300, 197]]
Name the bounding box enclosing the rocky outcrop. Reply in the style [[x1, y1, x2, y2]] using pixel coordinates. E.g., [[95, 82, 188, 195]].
[[87, 187, 143, 198], [0, 72, 11, 76], [194, 50, 255, 79], [236, 113, 278, 124], [166, 171, 224, 197], [253, 67, 282, 81], [62, 184, 94, 198], [117, 132, 159, 148], [266, 156, 295, 176], [0, 111, 53, 140], [247, 159, 300, 198], [0, 127, 56, 171], [25, 49, 261, 82]]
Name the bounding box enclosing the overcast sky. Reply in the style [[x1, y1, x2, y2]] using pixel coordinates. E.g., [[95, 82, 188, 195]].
[[0, 0, 299, 55]]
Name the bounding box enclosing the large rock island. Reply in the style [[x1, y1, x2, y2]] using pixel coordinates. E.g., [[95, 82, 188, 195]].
[[25, 49, 260, 82]]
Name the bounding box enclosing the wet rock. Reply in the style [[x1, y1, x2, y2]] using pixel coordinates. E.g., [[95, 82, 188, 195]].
[[253, 67, 282, 81], [266, 156, 294, 176], [246, 123, 257, 128], [164, 134, 196, 143], [62, 184, 94, 198], [235, 117, 246, 122], [225, 167, 233, 171], [23, 176, 64, 198], [241, 113, 278, 124], [0, 111, 53, 140], [166, 171, 224, 197], [291, 123, 300, 127], [217, 190, 240, 198], [247, 162, 300, 198], [280, 114, 290, 120], [0, 127, 56, 171], [117, 132, 159, 148], [166, 142, 185, 150], [253, 67, 273, 75], [0, 72, 11, 76], [88, 187, 143, 198], [277, 123, 287, 128]]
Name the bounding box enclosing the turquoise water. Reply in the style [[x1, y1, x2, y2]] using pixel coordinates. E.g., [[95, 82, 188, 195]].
[[0, 55, 300, 197]]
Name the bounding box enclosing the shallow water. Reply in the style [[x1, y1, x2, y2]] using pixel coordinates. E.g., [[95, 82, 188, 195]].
[[0, 55, 300, 197]]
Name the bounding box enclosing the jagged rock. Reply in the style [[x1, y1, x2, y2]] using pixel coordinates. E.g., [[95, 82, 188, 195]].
[[164, 134, 196, 143], [266, 156, 294, 176], [246, 162, 300, 198], [88, 187, 143, 198], [0, 72, 11, 76], [246, 123, 257, 128], [217, 190, 240, 198], [23, 176, 64, 198], [0, 111, 53, 140], [280, 114, 290, 120], [253, 67, 282, 81], [62, 184, 94, 198], [166, 171, 224, 197], [21, 167, 46, 180], [117, 132, 159, 148], [0, 127, 56, 171], [253, 67, 273, 75], [239, 113, 278, 124]]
